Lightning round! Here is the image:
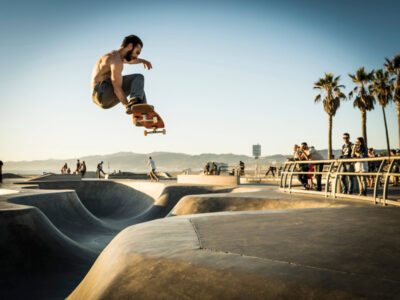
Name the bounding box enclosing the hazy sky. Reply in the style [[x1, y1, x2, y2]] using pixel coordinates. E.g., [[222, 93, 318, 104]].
[[1, 0, 399, 161]]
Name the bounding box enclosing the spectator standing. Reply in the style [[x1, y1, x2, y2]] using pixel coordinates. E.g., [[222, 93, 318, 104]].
[[340, 133, 355, 194], [80, 161, 87, 178], [351, 137, 368, 196], [367, 148, 377, 188], [97, 161, 106, 178], [239, 161, 245, 176], [204, 162, 210, 175], [147, 156, 159, 182], [211, 162, 218, 175], [75, 160, 81, 175], [61, 163, 68, 174], [301, 144, 324, 191], [391, 149, 400, 186], [0, 160, 3, 183], [294, 144, 309, 188]]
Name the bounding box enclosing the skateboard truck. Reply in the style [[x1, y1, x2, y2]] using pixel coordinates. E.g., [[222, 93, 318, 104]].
[[135, 114, 158, 124], [144, 128, 166, 136]]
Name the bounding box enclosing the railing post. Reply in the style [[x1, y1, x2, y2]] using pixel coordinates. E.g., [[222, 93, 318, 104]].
[[324, 160, 335, 198], [288, 162, 296, 194], [333, 160, 343, 199], [373, 159, 386, 205], [279, 164, 285, 189], [383, 159, 395, 206], [282, 163, 290, 191]]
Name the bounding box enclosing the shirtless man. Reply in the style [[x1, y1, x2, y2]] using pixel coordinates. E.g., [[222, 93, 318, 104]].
[[91, 35, 152, 114]]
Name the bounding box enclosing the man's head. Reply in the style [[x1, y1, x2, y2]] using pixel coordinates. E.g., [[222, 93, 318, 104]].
[[343, 133, 350, 143], [121, 35, 143, 61], [149, 156, 152, 160], [300, 142, 308, 150]]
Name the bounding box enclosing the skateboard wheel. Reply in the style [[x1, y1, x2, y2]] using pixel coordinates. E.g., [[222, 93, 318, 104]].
[[144, 131, 147, 136], [162, 129, 166, 135]]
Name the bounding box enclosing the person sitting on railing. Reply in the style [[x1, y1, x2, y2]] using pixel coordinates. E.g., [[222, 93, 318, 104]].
[[340, 133, 355, 195], [300, 143, 323, 191], [351, 137, 368, 196]]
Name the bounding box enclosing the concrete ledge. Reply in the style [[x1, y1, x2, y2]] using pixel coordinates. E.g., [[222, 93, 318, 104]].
[[177, 174, 239, 185]]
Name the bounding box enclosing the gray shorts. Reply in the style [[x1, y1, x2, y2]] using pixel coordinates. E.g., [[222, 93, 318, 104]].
[[92, 74, 147, 109]]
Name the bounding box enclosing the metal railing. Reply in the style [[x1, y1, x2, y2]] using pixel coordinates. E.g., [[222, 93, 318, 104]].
[[280, 156, 400, 206]]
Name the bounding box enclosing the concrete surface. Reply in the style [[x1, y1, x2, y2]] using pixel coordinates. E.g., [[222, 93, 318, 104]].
[[68, 207, 400, 300], [1, 178, 399, 299]]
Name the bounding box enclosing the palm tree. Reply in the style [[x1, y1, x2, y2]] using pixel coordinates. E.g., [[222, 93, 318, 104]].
[[384, 54, 400, 147], [314, 73, 346, 159], [348, 67, 375, 147], [369, 69, 394, 156]]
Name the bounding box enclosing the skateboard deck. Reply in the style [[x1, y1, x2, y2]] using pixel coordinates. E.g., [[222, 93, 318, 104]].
[[131, 104, 166, 136]]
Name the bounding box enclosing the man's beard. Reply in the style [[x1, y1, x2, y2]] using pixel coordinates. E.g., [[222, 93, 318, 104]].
[[124, 50, 133, 62]]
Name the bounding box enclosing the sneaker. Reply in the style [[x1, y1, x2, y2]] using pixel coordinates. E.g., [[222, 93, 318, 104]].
[[125, 98, 141, 114]]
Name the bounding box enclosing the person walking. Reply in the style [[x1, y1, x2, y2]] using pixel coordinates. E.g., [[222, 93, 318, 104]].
[[147, 156, 159, 182], [97, 161, 106, 179]]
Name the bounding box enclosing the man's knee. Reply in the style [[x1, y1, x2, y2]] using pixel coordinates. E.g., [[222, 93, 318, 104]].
[[135, 73, 144, 82]]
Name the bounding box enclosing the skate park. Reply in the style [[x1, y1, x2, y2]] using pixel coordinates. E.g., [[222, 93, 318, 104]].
[[2, 0, 400, 299], [1, 168, 400, 299]]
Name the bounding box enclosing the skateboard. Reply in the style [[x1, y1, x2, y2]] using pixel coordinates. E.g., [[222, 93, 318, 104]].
[[131, 104, 166, 136]]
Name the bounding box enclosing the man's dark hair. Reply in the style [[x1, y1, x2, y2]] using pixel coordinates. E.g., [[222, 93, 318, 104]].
[[121, 35, 143, 49], [343, 133, 350, 137], [301, 142, 307, 146]]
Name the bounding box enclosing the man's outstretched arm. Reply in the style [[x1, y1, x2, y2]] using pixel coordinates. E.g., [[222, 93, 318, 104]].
[[126, 58, 152, 70], [110, 62, 128, 106]]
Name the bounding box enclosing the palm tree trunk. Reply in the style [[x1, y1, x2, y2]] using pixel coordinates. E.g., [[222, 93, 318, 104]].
[[328, 114, 332, 159], [382, 106, 391, 157], [361, 109, 367, 147], [397, 102, 400, 149]]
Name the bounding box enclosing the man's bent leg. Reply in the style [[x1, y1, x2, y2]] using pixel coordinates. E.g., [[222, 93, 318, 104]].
[[92, 80, 120, 109], [122, 74, 147, 104]]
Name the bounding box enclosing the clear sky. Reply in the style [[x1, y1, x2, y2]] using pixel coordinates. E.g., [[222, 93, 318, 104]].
[[0, 0, 399, 161]]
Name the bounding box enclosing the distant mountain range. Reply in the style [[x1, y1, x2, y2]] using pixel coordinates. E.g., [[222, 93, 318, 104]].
[[2, 149, 385, 173]]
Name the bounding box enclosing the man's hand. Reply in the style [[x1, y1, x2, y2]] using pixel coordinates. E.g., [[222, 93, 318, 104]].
[[141, 59, 152, 70]]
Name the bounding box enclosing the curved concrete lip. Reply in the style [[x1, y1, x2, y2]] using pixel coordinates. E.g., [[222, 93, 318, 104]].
[[0, 188, 19, 196]]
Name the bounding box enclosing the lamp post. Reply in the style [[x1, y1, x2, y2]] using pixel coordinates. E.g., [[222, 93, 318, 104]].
[[252, 144, 261, 178]]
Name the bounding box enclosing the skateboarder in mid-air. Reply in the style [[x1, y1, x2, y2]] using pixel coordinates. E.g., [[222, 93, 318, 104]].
[[91, 35, 152, 114]]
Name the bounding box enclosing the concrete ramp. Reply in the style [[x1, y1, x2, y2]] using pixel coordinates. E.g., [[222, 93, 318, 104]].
[[8, 191, 117, 251], [33, 180, 234, 228], [0, 205, 97, 300]]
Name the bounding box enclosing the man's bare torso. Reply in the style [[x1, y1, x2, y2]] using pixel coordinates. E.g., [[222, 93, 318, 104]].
[[91, 50, 123, 90]]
